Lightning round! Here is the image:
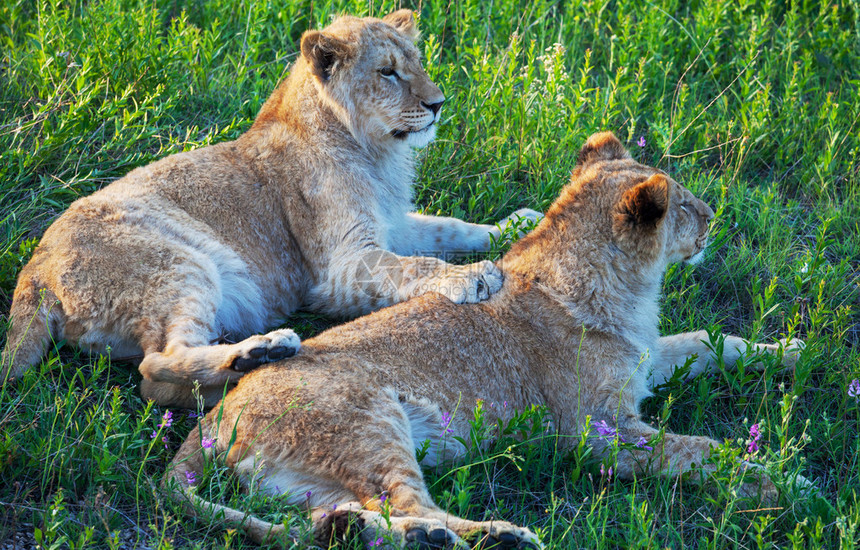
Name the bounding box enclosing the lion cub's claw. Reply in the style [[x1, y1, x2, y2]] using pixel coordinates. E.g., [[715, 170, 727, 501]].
[[230, 329, 300, 372]]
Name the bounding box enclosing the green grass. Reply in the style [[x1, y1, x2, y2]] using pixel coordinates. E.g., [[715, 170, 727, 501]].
[[1, 0, 859, 548]]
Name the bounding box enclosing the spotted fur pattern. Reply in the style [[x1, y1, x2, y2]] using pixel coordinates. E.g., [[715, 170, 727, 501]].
[[0, 11, 540, 408], [164, 132, 808, 548]]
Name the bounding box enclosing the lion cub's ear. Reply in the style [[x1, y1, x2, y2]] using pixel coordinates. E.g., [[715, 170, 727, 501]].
[[301, 31, 355, 81], [383, 9, 420, 41], [615, 173, 669, 230], [576, 131, 631, 167]]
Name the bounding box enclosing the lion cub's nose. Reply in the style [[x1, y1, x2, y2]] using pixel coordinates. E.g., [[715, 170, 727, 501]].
[[703, 203, 715, 223], [422, 99, 445, 115]]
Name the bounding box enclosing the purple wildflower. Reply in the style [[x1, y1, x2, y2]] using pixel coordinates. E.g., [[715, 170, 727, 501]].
[[151, 431, 168, 449], [637, 136, 646, 148], [849, 379, 860, 399], [503, 401, 508, 409], [185, 471, 197, 485], [332, 504, 337, 511], [747, 423, 762, 454], [635, 436, 653, 451], [594, 420, 617, 438], [306, 491, 312, 500], [160, 410, 174, 429], [599, 463, 613, 479], [592, 420, 626, 443], [440, 412, 453, 434], [369, 537, 384, 547], [750, 423, 761, 439], [201, 437, 215, 449]]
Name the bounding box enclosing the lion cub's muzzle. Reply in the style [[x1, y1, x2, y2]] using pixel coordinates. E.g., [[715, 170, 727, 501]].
[[392, 99, 445, 139], [699, 203, 715, 246], [422, 99, 444, 118], [690, 205, 714, 260]]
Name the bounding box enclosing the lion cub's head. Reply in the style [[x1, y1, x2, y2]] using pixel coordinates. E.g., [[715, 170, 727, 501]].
[[508, 132, 714, 285], [573, 132, 715, 266], [299, 10, 444, 148]]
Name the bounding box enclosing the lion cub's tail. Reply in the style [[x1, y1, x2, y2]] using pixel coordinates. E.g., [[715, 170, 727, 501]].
[[1, 280, 62, 384], [164, 422, 298, 548]]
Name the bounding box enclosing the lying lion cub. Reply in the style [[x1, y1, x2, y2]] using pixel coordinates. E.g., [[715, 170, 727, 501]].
[[1, 10, 538, 408], [166, 132, 805, 548]]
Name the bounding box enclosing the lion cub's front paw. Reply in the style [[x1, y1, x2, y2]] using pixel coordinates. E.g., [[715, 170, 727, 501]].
[[778, 337, 805, 368], [498, 208, 543, 237], [435, 260, 504, 304], [737, 461, 817, 504], [230, 328, 301, 373]]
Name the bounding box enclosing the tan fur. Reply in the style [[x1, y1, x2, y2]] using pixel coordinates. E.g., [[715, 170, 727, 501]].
[[0, 11, 539, 408], [165, 132, 808, 547]]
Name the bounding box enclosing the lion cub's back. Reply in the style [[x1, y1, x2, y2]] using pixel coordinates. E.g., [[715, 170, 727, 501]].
[[16, 141, 303, 345], [224, 291, 541, 409]]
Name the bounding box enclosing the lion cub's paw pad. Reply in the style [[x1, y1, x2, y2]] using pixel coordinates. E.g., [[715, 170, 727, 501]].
[[405, 527, 458, 549], [231, 329, 301, 372], [469, 530, 540, 550], [266, 345, 295, 361]]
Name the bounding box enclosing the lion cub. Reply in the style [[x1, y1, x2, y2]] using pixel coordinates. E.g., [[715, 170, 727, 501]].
[[166, 132, 806, 548], [1, 10, 539, 408]]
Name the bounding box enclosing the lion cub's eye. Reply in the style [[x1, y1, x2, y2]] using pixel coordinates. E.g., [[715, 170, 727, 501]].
[[380, 67, 398, 79]]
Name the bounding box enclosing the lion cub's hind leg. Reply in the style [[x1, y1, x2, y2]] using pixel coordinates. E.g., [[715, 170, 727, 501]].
[[315, 504, 540, 550], [314, 396, 540, 549], [131, 267, 300, 407], [234, 382, 539, 548], [138, 328, 300, 407], [1, 282, 63, 382]]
